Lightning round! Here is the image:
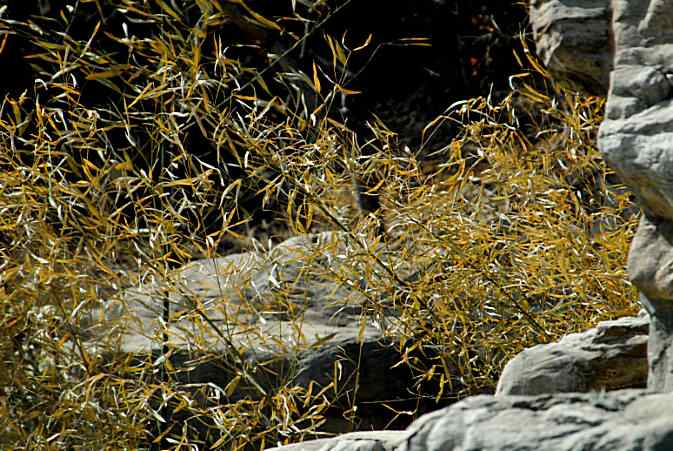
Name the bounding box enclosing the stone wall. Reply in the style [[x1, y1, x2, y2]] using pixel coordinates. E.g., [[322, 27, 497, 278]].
[[532, 0, 673, 392]]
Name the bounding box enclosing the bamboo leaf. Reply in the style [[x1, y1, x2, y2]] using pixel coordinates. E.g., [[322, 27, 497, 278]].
[[312, 62, 321, 94]]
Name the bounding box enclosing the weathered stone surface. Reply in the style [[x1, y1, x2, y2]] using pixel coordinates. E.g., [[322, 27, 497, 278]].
[[267, 390, 673, 451], [398, 390, 673, 451], [496, 313, 648, 395], [86, 232, 382, 351], [628, 215, 673, 302], [84, 231, 438, 431], [640, 294, 673, 392], [530, 0, 673, 226], [531, 0, 673, 392], [597, 2, 673, 222], [529, 0, 611, 96], [266, 431, 409, 451], [595, 0, 673, 392]]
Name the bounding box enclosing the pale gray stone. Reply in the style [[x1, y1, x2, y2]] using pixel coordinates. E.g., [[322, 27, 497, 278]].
[[397, 390, 673, 451], [598, 2, 673, 222], [529, 0, 611, 95], [628, 215, 673, 301], [85, 231, 435, 432], [88, 231, 387, 354], [640, 294, 673, 392], [268, 390, 673, 451], [266, 431, 409, 451], [496, 314, 648, 395], [530, 0, 673, 392], [530, 0, 673, 225], [595, 0, 673, 392]]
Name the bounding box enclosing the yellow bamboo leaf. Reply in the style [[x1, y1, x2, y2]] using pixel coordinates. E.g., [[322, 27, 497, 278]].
[[211, 434, 229, 449], [161, 179, 198, 188], [114, 159, 133, 172], [305, 204, 313, 230], [225, 375, 241, 397], [231, 0, 281, 31], [156, 0, 182, 21], [234, 94, 258, 101], [312, 62, 321, 94], [172, 397, 189, 414], [127, 82, 152, 110], [10, 100, 21, 124], [335, 85, 361, 95], [86, 67, 124, 81], [325, 34, 348, 66], [334, 40, 347, 65], [33, 39, 64, 50], [256, 75, 272, 96], [326, 34, 337, 69], [397, 37, 432, 47], [0, 34, 8, 56], [353, 33, 373, 52]]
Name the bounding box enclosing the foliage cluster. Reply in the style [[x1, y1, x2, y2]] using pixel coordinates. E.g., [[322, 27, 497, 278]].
[[0, 1, 638, 449]]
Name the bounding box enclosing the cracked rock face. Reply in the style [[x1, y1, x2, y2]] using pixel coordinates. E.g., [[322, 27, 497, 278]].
[[529, 0, 611, 95], [598, 0, 673, 392], [396, 390, 673, 451], [496, 314, 649, 396], [531, 0, 673, 392], [268, 390, 673, 451]]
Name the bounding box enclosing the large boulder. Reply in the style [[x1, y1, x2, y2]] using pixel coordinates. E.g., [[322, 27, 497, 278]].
[[532, 0, 673, 393], [89, 231, 388, 355], [267, 390, 673, 451], [529, 0, 611, 96], [496, 313, 648, 395], [84, 231, 447, 432], [597, 0, 673, 392], [398, 390, 673, 451]]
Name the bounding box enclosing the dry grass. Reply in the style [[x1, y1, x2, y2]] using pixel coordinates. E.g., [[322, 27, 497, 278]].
[[0, 1, 638, 449]]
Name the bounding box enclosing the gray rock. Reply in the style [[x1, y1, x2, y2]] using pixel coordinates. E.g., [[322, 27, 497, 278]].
[[398, 390, 673, 451], [628, 215, 673, 302], [529, 0, 673, 224], [640, 295, 673, 392], [529, 0, 611, 96], [531, 0, 673, 392], [84, 231, 434, 431], [86, 232, 384, 352], [597, 0, 673, 222], [595, 0, 673, 392], [268, 390, 673, 451], [496, 313, 649, 395], [266, 431, 409, 451]]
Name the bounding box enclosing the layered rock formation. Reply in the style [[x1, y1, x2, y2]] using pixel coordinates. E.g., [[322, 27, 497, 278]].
[[533, 0, 673, 392], [496, 313, 648, 395], [269, 390, 673, 451], [528, 0, 610, 95], [516, 0, 673, 395]]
